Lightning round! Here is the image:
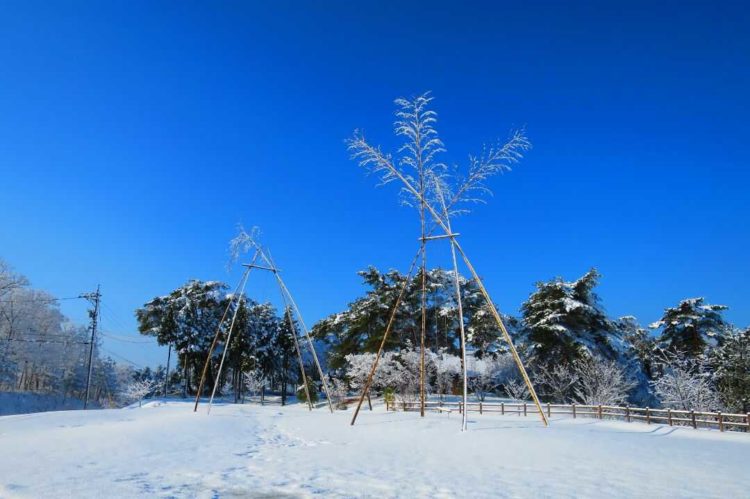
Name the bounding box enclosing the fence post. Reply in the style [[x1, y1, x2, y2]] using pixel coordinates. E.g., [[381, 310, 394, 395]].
[[501, 402, 504, 415], [403, 401, 406, 411], [646, 407, 651, 425], [668, 408, 673, 426], [718, 412, 724, 432], [572, 404, 576, 419], [459, 401, 463, 414], [598, 405, 602, 419], [523, 403, 527, 417], [479, 402, 483, 415], [547, 403, 551, 418], [747, 413, 750, 433], [691, 410, 697, 429], [626, 405, 630, 423]]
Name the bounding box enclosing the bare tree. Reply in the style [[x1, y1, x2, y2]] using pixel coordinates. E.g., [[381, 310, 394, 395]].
[[535, 364, 579, 403], [572, 357, 634, 406], [121, 379, 156, 408], [651, 354, 721, 411], [504, 379, 530, 401]]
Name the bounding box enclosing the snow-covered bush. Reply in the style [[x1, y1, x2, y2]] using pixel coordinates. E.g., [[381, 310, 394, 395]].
[[651, 355, 721, 411], [297, 378, 318, 405], [572, 357, 634, 406], [121, 379, 157, 407], [467, 354, 514, 401], [242, 370, 265, 398], [434, 351, 461, 399], [328, 377, 349, 410], [504, 379, 529, 401], [534, 364, 579, 403]]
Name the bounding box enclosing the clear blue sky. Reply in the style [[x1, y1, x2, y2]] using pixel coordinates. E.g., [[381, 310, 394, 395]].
[[1, 1, 748, 368]]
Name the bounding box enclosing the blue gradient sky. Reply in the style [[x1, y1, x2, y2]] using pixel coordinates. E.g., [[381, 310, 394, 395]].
[[1, 1, 748, 367]]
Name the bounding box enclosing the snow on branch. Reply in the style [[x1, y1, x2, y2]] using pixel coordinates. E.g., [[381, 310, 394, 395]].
[[348, 92, 531, 227], [227, 224, 261, 270]]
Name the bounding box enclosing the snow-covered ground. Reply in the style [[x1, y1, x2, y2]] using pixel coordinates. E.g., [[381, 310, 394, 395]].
[[1, 400, 748, 498]]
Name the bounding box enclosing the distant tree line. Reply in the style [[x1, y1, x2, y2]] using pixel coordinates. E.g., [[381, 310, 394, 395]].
[[0, 259, 124, 407], [135, 279, 311, 404], [315, 267, 749, 413]]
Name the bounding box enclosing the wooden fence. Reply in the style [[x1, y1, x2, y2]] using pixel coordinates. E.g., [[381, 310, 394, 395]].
[[386, 400, 750, 434]]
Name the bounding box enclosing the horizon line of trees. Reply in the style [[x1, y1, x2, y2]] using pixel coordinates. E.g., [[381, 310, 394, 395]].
[[135, 279, 317, 404], [315, 266, 749, 413]]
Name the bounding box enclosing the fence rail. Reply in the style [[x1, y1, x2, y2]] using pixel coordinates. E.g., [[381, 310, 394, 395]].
[[385, 400, 750, 434]]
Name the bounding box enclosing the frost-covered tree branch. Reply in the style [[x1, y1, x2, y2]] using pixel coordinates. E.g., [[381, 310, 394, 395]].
[[121, 379, 157, 408]]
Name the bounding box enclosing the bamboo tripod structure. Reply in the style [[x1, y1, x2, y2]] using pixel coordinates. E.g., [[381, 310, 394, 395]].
[[193, 243, 334, 414], [350, 163, 549, 429]]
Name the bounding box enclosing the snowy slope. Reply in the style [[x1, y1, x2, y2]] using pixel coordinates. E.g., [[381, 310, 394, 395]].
[[1, 400, 748, 498]]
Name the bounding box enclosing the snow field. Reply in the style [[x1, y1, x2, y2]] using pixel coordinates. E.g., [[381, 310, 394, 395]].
[[1, 400, 748, 498]]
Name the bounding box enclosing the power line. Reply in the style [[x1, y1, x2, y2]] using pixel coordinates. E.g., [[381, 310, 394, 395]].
[[0, 296, 84, 304], [100, 331, 156, 344], [100, 347, 144, 368]]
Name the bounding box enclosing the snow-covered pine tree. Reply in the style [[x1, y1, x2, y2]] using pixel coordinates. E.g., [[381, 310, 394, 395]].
[[709, 327, 750, 412], [136, 280, 229, 396], [650, 297, 728, 358], [521, 268, 619, 366]]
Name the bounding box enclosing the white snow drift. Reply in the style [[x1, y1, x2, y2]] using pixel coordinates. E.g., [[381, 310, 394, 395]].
[[1, 400, 748, 498]]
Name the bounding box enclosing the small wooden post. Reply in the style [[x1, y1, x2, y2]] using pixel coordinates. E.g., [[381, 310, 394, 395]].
[[646, 407, 651, 425], [479, 402, 483, 415], [598, 405, 603, 419], [524, 403, 527, 417], [718, 412, 724, 432], [459, 401, 463, 414], [403, 401, 406, 411], [572, 404, 576, 419], [668, 408, 673, 426], [626, 405, 630, 423], [547, 403, 551, 418], [691, 410, 697, 429], [746, 413, 750, 432], [501, 402, 504, 415]]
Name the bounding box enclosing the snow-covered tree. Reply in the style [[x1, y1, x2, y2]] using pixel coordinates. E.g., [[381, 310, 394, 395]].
[[242, 369, 265, 398], [651, 354, 721, 411], [710, 327, 750, 412], [136, 280, 229, 396], [522, 269, 620, 366], [433, 351, 461, 399], [467, 354, 514, 401], [572, 357, 634, 406], [650, 298, 728, 358], [504, 379, 529, 401], [121, 378, 157, 407], [534, 364, 579, 403]]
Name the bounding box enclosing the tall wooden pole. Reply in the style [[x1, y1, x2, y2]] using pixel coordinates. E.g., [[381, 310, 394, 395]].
[[207, 268, 252, 414], [281, 300, 313, 410], [193, 251, 259, 412], [452, 239, 548, 427], [251, 244, 334, 413], [163, 343, 171, 398], [432, 177, 471, 430], [351, 247, 421, 425], [376, 161, 549, 426], [274, 274, 334, 413], [419, 201, 427, 417]]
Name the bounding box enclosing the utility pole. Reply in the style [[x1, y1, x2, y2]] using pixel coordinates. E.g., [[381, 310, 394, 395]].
[[81, 285, 101, 410], [163, 344, 171, 398]]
